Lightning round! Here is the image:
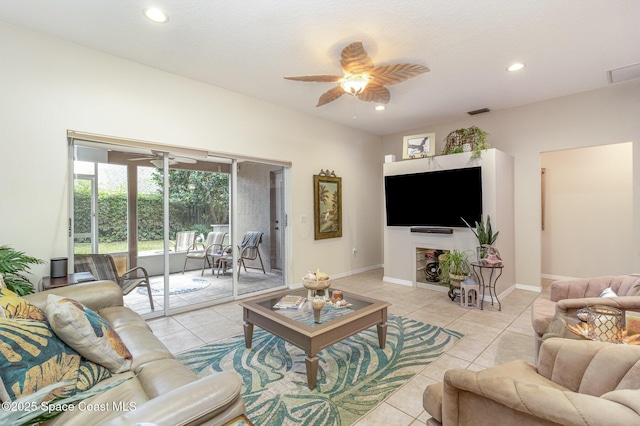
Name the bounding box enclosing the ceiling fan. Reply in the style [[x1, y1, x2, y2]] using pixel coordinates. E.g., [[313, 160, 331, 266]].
[[284, 41, 430, 107], [129, 151, 197, 168]]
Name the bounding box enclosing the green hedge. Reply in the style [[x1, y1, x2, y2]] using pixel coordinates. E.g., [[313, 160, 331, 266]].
[[74, 188, 217, 242]]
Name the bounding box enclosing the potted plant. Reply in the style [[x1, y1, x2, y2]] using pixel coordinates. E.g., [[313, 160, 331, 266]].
[[0, 245, 43, 295], [438, 249, 471, 301], [442, 126, 489, 159], [462, 215, 499, 261]]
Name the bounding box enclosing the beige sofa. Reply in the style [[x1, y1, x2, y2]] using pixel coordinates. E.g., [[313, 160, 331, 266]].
[[24, 280, 246, 426], [531, 275, 640, 353], [424, 337, 640, 426]]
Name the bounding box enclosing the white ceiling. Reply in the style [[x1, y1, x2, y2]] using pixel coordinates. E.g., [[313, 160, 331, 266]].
[[1, 0, 639, 136]]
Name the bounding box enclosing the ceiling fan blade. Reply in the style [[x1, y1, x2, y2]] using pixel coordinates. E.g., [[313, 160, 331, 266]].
[[151, 159, 179, 168], [172, 156, 197, 164], [317, 86, 345, 107], [341, 42, 374, 74], [371, 64, 430, 85], [129, 157, 152, 161], [284, 75, 342, 83], [358, 85, 390, 104]]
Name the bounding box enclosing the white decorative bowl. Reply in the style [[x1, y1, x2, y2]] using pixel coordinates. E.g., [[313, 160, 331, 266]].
[[302, 277, 331, 291]]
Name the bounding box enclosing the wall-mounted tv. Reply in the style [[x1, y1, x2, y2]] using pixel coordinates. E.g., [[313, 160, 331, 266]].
[[384, 166, 482, 227]]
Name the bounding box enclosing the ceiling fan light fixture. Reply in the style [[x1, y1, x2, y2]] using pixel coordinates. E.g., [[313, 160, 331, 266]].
[[339, 73, 370, 95], [507, 62, 525, 72], [150, 159, 164, 168], [374, 105, 386, 111]]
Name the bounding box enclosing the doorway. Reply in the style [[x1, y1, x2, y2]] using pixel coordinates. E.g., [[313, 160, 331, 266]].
[[540, 142, 633, 278], [270, 170, 284, 273]]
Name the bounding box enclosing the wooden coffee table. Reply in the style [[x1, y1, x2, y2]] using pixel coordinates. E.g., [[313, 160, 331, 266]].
[[240, 288, 390, 390]]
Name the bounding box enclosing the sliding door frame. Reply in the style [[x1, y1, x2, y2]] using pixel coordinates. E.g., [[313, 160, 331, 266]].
[[68, 131, 291, 318]]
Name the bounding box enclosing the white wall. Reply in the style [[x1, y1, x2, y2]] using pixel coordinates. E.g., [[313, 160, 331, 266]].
[[0, 23, 383, 285], [541, 143, 633, 278], [382, 80, 640, 288]]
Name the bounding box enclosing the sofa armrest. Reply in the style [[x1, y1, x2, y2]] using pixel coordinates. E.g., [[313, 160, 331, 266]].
[[101, 372, 246, 426], [24, 280, 123, 312], [442, 367, 640, 425]]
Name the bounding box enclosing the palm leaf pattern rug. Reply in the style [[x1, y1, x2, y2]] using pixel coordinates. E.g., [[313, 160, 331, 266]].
[[177, 315, 462, 426]]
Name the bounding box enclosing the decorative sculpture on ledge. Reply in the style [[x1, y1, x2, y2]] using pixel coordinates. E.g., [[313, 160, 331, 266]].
[[318, 169, 337, 177]]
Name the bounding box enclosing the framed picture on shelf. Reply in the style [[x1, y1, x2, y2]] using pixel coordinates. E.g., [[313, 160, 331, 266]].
[[403, 132, 435, 159], [314, 173, 342, 240]]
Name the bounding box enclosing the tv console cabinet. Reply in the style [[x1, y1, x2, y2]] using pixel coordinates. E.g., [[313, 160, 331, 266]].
[[382, 149, 515, 299]]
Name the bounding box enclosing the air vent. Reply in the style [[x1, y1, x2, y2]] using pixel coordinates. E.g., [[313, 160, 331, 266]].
[[467, 108, 490, 116], [607, 63, 640, 84]]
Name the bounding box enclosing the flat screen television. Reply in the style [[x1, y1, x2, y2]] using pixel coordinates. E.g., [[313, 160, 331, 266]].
[[384, 166, 482, 227]]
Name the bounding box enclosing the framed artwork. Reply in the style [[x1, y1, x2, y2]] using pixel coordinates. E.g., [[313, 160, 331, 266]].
[[403, 132, 435, 159], [314, 171, 342, 240]]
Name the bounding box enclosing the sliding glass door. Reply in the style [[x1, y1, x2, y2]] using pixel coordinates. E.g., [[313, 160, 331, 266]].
[[71, 139, 286, 318]]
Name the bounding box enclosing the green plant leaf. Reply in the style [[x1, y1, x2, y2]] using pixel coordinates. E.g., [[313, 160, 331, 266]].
[[0, 246, 43, 295]]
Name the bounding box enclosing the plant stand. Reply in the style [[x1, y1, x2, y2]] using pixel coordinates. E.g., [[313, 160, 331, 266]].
[[448, 274, 466, 301]]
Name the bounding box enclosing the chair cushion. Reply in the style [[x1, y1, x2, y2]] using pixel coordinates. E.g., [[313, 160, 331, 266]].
[[0, 316, 110, 402], [46, 294, 133, 373], [0, 287, 46, 320]]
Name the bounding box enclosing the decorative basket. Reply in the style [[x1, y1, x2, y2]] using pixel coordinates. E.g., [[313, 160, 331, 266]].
[[587, 305, 623, 343], [302, 277, 332, 290], [449, 273, 467, 288]]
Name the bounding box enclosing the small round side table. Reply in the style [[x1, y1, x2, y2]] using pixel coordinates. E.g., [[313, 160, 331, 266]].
[[471, 262, 504, 311]]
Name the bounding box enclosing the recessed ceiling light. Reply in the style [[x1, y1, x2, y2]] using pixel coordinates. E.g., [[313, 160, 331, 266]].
[[144, 7, 169, 23], [507, 63, 525, 72], [374, 105, 386, 111]]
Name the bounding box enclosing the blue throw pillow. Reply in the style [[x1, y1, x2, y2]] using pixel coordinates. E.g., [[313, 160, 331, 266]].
[[0, 317, 110, 402]]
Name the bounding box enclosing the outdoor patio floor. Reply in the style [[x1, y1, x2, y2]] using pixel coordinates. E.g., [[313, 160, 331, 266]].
[[123, 267, 284, 315]]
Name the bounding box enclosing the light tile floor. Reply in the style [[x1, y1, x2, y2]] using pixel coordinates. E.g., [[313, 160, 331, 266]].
[[147, 268, 553, 426]]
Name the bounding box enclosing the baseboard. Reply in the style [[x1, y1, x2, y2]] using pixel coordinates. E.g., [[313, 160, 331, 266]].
[[515, 283, 542, 293], [480, 283, 540, 302], [541, 273, 578, 281], [291, 264, 384, 288], [382, 276, 413, 287], [331, 264, 383, 280]]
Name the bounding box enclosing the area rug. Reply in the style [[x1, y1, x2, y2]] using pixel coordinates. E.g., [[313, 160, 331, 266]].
[[177, 315, 463, 426], [136, 276, 212, 296]]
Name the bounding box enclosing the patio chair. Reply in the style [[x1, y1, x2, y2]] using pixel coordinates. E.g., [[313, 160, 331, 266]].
[[74, 254, 154, 310], [171, 230, 197, 252], [182, 231, 226, 276], [237, 231, 266, 279]]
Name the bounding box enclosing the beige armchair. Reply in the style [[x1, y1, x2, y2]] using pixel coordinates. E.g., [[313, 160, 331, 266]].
[[424, 338, 640, 426], [531, 275, 640, 353]]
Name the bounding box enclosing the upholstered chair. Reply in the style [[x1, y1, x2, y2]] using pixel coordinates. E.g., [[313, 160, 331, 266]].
[[531, 275, 640, 353], [424, 337, 640, 426]]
